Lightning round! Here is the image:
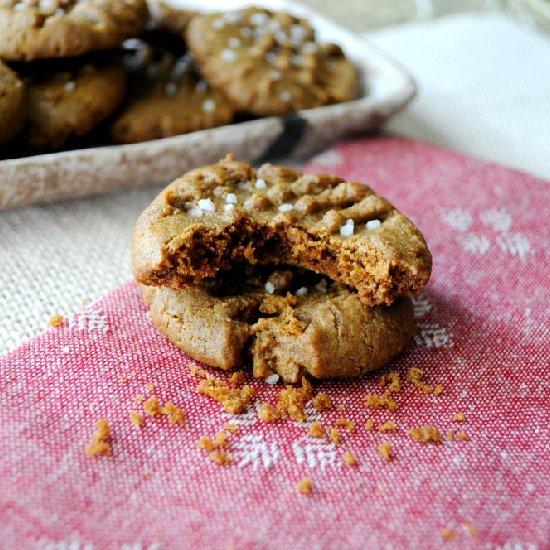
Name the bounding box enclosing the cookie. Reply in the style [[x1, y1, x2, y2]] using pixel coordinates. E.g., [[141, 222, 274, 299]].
[[0, 0, 148, 61], [24, 59, 127, 150], [0, 60, 26, 145], [111, 48, 234, 144], [186, 7, 358, 116], [132, 156, 432, 307], [142, 265, 415, 383]]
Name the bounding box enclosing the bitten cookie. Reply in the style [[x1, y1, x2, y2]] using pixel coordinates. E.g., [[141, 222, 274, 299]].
[[142, 265, 416, 383], [111, 47, 234, 144], [186, 6, 358, 116], [24, 60, 127, 150], [0, 60, 26, 145], [0, 0, 148, 61], [132, 156, 432, 307]]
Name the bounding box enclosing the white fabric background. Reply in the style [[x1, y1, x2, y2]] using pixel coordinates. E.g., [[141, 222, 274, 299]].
[[1, 14, 549, 354], [368, 14, 550, 180]]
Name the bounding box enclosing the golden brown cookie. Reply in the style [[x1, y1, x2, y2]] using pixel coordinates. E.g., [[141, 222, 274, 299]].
[[186, 6, 358, 116], [142, 265, 415, 383], [111, 47, 234, 144], [24, 59, 127, 151], [0, 0, 148, 61], [132, 157, 432, 307], [0, 60, 26, 145]]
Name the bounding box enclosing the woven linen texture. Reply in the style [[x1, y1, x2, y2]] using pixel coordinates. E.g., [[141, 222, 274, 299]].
[[1, 136, 549, 549]]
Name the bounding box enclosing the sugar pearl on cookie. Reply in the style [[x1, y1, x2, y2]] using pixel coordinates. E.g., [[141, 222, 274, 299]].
[[226, 193, 238, 204], [295, 287, 308, 296], [366, 219, 381, 230], [255, 179, 267, 190], [278, 203, 293, 213], [198, 198, 216, 213], [202, 99, 216, 113], [220, 49, 237, 62], [340, 219, 355, 237], [265, 282, 275, 294]]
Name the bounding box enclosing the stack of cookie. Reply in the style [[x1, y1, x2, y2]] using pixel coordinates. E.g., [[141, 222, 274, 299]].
[[0, 1, 359, 154], [132, 156, 432, 384]]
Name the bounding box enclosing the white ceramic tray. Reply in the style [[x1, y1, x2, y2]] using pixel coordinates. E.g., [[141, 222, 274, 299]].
[[0, 0, 415, 210]]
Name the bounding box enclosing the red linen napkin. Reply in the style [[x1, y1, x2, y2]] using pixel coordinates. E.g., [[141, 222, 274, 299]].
[[1, 136, 549, 550]]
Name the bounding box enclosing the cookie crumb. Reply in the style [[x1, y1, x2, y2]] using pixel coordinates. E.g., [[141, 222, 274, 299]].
[[230, 370, 245, 387], [295, 477, 313, 494], [342, 451, 357, 466], [380, 371, 401, 393], [329, 427, 342, 444], [439, 528, 459, 540], [276, 378, 313, 422], [379, 421, 397, 433], [446, 430, 455, 441], [364, 393, 398, 411], [49, 314, 64, 327], [146, 383, 156, 393], [85, 418, 111, 457], [337, 403, 346, 411], [365, 418, 376, 431], [336, 418, 355, 432], [160, 402, 186, 425], [455, 431, 469, 441], [258, 403, 281, 423], [197, 432, 230, 452], [209, 449, 233, 464], [311, 392, 333, 411], [434, 384, 444, 395], [409, 425, 442, 443], [407, 367, 433, 393], [224, 423, 239, 434], [189, 363, 208, 378], [143, 395, 161, 416], [378, 441, 393, 461], [197, 378, 255, 414], [309, 421, 325, 438], [135, 394, 145, 404], [453, 412, 465, 422], [464, 522, 479, 536], [129, 411, 144, 428]]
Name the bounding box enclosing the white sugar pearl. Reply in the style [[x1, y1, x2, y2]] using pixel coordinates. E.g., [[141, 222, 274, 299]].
[[63, 81, 75, 93], [224, 203, 235, 212], [213, 187, 224, 197], [366, 219, 381, 230], [295, 287, 308, 296], [280, 90, 292, 102], [250, 12, 268, 25], [195, 80, 208, 94], [278, 203, 293, 213], [226, 193, 238, 204], [202, 99, 216, 112], [340, 221, 354, 237], [164, 82, 177, 96], [265, 281, 275, 294], [220, 49, 237, 62], [302, 42, 317, 54], [198, 198, 216, 212], [255, 178, 267, 189], [265, 373, 280, 385], [187, 207, 203, 218], [228, 37, 241, 48]]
